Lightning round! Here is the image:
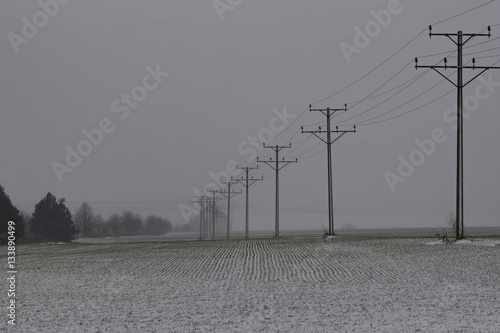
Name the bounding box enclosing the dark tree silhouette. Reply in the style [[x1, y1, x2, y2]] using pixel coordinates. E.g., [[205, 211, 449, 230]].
[[94, 213, 105, 237], [121, 210, 143, 236], [31, 193, 77, 242], [145, 215, 173, 235], [0, 185, 24, 243], [106, 213, 122, 237]]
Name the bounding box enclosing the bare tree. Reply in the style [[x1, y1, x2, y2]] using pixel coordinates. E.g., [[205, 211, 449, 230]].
[[94, 213, 105, 237], [106, 214, 122, 237], [434, 227, 450, 244], [74, 202, 95, 238], [19, 210, 32, 238], [121, 211, 143, 236], [446, 211, 466, 240]]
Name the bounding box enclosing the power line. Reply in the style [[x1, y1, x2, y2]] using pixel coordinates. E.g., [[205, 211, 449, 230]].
[[330, 40, 500, 126], [309, 2, 496, 106], [282, 134, 313, 157], [337, 53, 481, 126], [289, 140, 324, 159], [353, 57, 500, 127], [187, 4, 499, 232], [346, 70, 428, 105], [271, 107, 309, 142], [475, 53, 500, 59], [344, 69, 445, 126], [335, 65, 431, 125], [354, 87, 454, 126], [255, 20, 500, 159], [431, 0, 496, 27], [311, 30, 427, 106], [267, 7, 500, 155], [309, 0, 496, 111], [294, 145, 328, 160]]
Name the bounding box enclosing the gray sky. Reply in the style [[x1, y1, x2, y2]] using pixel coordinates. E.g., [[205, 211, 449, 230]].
[[1, 0, 499, 231]]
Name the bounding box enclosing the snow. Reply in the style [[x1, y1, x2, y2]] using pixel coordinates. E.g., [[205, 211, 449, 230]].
[[426, 238, 500, 247], [324, 235, 339, 240], [3, 236, 500, 332]]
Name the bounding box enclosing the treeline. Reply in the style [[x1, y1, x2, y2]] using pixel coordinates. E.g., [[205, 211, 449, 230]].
[[73, 202, 173, 238], [0, 185, 173, 244]]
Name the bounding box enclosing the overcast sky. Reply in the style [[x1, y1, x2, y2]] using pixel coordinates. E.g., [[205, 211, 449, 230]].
[[1, 0, 499, 231]]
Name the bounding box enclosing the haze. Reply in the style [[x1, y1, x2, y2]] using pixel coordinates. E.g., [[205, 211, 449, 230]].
[[1, 0, 499, 231]]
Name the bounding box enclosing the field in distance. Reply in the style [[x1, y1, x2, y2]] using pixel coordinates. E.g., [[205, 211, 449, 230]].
[[2, 230, 500, 332], [73, 226, 500, 243]]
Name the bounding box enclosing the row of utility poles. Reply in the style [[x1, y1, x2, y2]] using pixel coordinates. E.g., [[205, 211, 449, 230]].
[[196, 120, 356, 240], [194, 195, 225, 240], [196, 26, 497, 241]]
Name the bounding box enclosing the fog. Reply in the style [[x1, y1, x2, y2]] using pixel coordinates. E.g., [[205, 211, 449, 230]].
[[1, 0, 499, 231]]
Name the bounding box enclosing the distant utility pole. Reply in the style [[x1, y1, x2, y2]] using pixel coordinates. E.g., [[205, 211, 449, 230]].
[[206, 203, 212, 238], [415, 26, 499, 240], [193, 196, 209, 240], [302, 104, 356, 236], [233, 166, 263, 239], [258, 144, 297, 237], [217, 208, 225, 235], [207, 190, 224, 239], [219, 180, 241, 239], [214, 205, 220, 236]]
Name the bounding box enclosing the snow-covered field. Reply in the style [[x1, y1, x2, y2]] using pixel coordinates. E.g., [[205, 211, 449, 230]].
[[3, 233, 500, 332]]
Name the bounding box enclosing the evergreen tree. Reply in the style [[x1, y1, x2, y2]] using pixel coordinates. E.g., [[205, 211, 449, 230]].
[[0, 185, 24, 242], [31, 193, 77, 242]]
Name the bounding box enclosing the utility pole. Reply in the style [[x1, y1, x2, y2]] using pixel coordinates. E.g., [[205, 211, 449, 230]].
[[214, 205, 220, 236], [218, 209, 225, 235], [219, 180, 241, 239], [193, 196, 209, 240], [415, 25, 499, 240], [302, 104, 356, 236], [204, 194, 211, 239], [207, 190, 224, 239], [233, 166, 263, 239], [214, 205, 219, 236], [258, 144, 297, 237]]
